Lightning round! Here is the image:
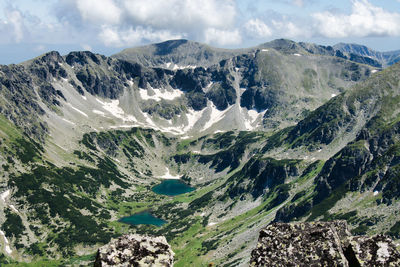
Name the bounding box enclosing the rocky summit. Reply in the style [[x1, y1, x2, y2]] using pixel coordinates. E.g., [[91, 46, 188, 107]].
[[250, 221, 400, 267], [94, 234, 174, 267]]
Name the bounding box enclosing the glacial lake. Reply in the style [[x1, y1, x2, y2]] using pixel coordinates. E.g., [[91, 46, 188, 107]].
[[119, 212, 166, 226], [152, 179, 195, 196]]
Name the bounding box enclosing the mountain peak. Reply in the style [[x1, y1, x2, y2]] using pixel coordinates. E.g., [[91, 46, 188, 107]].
[[113, 39, 240, 68]]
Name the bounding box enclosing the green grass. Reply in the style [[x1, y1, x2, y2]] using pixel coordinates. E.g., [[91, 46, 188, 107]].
[[1, 253, 96, 267], [171, 191, 283, 267]]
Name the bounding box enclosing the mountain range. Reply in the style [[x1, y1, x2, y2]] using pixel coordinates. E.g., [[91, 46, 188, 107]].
[[0, 39, 400, 266]]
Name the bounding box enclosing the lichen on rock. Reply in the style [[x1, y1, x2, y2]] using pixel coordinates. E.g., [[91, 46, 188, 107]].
[[94, 234, 174, 267], [250, 221, 400, 267]]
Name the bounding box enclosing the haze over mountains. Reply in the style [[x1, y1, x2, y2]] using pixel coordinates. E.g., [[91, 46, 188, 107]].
[[0, 39, 400, 266]]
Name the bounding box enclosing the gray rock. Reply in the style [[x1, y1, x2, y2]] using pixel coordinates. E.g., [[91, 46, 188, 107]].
[[94, 234, 174, 267], [250, 221, 400, 267], [347, 234, 400, 266]]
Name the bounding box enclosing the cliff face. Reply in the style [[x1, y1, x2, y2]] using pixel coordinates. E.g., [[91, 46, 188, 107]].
[[94, 234, 174, 267], [250, 221, 400, 267]]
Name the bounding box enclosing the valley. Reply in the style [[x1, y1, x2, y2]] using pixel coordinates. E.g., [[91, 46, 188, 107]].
[[0, 39, 400, 266]]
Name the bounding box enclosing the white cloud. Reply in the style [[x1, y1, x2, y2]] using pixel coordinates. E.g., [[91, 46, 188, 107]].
[[76, 0, 122, 25], [312, 0, 400, 38], [99, 26, 121, 46], [81, 44, 92, 51], [99, 25, 183, 47], [293, 0, 304, 7], [272, 19, 308, 38], [57, 0, 239, 47], [204, 28, 242, 46], [5, 9, 24, 42], [123, 0, 236, 31], [34, 44, 46, 52], [244, 19, 272, 39]]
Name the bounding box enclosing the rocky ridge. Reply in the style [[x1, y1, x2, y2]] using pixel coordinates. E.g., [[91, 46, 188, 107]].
[[251, 221, 400, 267], [94, 234, 174, 267]]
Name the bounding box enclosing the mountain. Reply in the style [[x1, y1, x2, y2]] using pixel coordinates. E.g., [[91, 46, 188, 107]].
[[0, 39, 399, 266], [113, 39, 389, 70], [334, 43, 400, 67], [112, 39, 247, 69]]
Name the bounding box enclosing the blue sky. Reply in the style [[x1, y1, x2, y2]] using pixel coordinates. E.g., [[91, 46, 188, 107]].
[[1, 0, 400, 64]]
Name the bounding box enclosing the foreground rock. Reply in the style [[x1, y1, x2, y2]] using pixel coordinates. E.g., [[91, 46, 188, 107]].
[[250, 221, 400, 267], [94, 234, 174, 267]]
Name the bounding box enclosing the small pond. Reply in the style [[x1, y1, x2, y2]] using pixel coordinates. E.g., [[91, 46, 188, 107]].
[[152, 179, 195, 196], [119, 211, 166, 226]]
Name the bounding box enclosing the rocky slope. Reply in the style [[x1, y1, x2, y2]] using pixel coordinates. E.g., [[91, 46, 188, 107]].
[[0, 40, 400, 266], [251, 221, 400, 266], [94, 234, 174, 267]]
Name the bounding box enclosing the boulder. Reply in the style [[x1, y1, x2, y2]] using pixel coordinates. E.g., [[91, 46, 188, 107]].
[[94, 234, 174, 267], [250, 221, 400, 267]]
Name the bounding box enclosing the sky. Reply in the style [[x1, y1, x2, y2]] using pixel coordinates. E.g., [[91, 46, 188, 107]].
[[0, 0, 400, 64]]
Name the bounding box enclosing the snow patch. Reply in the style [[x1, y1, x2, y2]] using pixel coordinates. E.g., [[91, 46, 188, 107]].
[[81, 95, 87, 101], [202, 105, 229, 131], [374, 191, 379, 196], [62, 118, 76, 125], [200, 212, 206, 217], [294, 53, 302, 57], [371, 69, 378, 73], [159, 167, 180, 179], [1, 190, 10, 202], [67, 103, 88, 117], [331, 94, 337, 98], [241, 107, 262, 130], [93, 109, 105, 116], [5, 244, 11, 254], [109, 125, 136, 129], [9, 205, 19, 213], [139, 87, 183, 101], [261, 49, 269, 52], [377, 242, 390, 263], [208, 222, 217, 226], [143, 113, 158, 128], [172, 64, 197, 70], [183, 108, 205, 132], [96, 99, 136, 122], [0, 230, 12, 254], [248, 110, 259, 122]]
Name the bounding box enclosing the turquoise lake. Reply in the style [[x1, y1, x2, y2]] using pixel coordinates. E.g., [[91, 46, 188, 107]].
[[119, 212, 166, 226], [152, 179, 195, 196]]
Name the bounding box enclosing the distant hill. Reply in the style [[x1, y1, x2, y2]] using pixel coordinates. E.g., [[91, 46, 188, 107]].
[[112, 39, 248, 69], [334, 43, 400, 67], [113, 39, 393, 70]]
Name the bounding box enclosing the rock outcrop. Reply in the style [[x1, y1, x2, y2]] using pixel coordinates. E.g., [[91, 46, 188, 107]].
[[250, 221, 400, 267], [94, 234, 174, 267]]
